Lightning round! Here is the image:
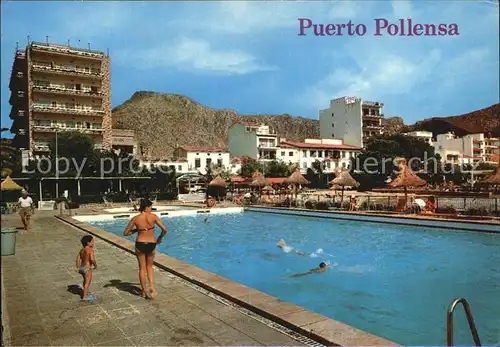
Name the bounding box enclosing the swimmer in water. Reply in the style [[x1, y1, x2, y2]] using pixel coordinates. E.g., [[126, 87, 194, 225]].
[[277, 239, 305, 256], [204, 217, 210, 224], [290, 262, 328, 278]]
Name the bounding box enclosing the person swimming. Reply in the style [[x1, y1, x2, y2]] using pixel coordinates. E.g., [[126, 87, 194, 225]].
[[204, 217, 210, 224], [277, 239, 305, 256], [290, 262, 328, 278]]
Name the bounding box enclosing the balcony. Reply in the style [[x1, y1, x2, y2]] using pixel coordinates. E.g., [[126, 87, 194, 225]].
[[258, 143, 277, 149], [32, 83, 102, 98], [362, 113, 382, 119], [363, 124, 383, 130], [33, 143, 50, 152], [32, 61, 102, 80], [30, 42, 104, 60], [32, 104, 105, 116], [32, 125, 104, 134]]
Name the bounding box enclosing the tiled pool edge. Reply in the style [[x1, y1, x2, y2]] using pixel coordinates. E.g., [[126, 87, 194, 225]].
[[57, 215, 399, 347], [245, 207, 500, 233]]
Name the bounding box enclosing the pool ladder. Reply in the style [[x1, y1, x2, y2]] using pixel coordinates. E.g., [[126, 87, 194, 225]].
[[447, 298, 481, 346]]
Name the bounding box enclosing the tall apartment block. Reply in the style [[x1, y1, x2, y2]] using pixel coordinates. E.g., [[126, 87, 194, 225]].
[[8, 42, 112, 156], [319, 96, 384, 148]]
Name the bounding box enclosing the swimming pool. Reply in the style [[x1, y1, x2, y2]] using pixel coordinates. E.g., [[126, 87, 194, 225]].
[[89, 211, 500, 345]]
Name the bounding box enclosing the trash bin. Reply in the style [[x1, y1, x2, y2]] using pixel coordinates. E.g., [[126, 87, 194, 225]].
[[1, 228, 18, 256]]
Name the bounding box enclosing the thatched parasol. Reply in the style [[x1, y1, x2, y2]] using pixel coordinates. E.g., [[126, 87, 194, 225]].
[[1, 176, 23, 191], [209, 175, 228, 188], [284, 169, 309, 185], [329, 169, 360, 205], [482, 166, 500, 192], [388, 158, 426, 209], [262, 185, 275, 192]]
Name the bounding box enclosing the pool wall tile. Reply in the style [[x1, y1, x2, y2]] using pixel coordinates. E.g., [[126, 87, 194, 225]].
[[57, 215, 399, 347]]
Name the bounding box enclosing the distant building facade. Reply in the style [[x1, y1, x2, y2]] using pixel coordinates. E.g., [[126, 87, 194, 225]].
[[8, 41, 112, 157], [173, 146, 231, 172], [319, 96, 384, 148], [403, 131, 433, 145], [228, 123, 279, 161], [432, 132, 499, 165]]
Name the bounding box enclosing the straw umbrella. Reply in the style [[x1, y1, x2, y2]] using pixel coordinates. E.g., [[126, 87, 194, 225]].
[[1, 176, 23, 191], [284, 169, 310, 200], [208, 175, 227, 200], [388, 158, 426, 209], [209, 175, 228, 188], [329, 169, 360, 205], [482, 166, 500, 193]]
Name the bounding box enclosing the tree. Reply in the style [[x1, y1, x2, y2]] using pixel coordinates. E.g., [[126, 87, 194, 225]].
[[264, 160, 290, 177], [240, 159, 264, 178]]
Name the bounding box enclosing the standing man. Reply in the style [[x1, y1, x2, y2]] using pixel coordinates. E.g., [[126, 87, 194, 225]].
[[18, 189, 34, 231]]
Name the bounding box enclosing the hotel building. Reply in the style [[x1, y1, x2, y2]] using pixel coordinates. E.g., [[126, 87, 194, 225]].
[[8, 42, 112, 156], [319, 96, 384, 148], [228, 123, 279, 161], [432, 132, 499, 165]]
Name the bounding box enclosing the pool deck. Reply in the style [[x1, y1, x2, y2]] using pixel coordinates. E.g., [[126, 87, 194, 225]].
[[0, 211, 307, 346], [1, 209, 398, 346]]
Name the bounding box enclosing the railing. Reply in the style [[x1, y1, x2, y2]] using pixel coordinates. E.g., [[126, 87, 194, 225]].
[[32, 84, 102, 97], [32, 62, 101, 77], [32, 104, 104, 115], [447, 298, 481, 346], [32, 125, 103, 133], [31, 42, 104, 58], [362, 114, 382, 118]]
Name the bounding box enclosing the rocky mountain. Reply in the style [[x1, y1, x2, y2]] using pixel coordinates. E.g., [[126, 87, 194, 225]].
[[111, 91, 319, 158], [409, 103, 500, 137], [111, 92, 499, 158]]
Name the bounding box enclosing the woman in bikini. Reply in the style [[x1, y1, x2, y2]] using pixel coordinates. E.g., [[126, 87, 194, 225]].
[[123, 198, 168, 299]]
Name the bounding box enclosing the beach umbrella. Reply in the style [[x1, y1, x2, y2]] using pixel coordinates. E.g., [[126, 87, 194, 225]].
[[482, 164, 500, 192], [284, 169, 309, 185], [283, 169, 310, 200], [262, 185, 275, 192], [1, 176, 23, 191], [329, 169, 360, 205], [250, 172, 271, 187], [209, 175, 228, 188], [388, 158, 426, 209]]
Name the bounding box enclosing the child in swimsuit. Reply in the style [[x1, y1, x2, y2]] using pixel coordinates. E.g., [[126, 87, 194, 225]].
[[76, 235, 98, 302]]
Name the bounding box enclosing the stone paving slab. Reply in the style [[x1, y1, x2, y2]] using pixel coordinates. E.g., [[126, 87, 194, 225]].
[[1, 212, 305, 346]]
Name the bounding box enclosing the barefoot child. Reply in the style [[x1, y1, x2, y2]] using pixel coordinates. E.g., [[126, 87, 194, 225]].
[[76, 235, 97, 302]]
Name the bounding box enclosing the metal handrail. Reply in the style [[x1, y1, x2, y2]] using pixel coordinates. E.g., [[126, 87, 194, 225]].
[[447, 298, 481, 346]]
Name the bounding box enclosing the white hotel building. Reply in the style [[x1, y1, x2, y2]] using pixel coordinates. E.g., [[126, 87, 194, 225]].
[[228, 123, 361, 174], [319, 96, 384, 148]]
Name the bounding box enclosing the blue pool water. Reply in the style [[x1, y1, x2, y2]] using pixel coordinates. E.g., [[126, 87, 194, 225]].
[[90, 212, 500, 345]]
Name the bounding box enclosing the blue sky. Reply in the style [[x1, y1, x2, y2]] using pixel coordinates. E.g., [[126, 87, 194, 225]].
[[1, 1, 499, 137]]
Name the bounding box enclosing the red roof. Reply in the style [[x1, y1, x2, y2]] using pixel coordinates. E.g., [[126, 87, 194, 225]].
[[460, 155, 483, 159], [180, 146, 227, 153], [231, 176, 250, 183], [280, 141, 361, 150]]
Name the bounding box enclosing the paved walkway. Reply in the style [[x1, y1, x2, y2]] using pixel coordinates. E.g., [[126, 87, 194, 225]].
[[1, 212, 305, 346]]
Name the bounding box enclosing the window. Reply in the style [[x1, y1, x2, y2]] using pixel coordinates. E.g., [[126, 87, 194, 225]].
[[332, 113, 334, 117], [217, 158, 223, 166], [92, 123, 102, 129], [332, 123, 334, 127], [302, 150, 307, 157], [310, 150, 317, 157], [289, 152, 293, 156], [66, 121, 75, 128], [318, 151, 323, 158], [281, 151, 285, 156], [332, 133, 335, 137], [206, 158, 212, 166], [303, 162, 307, 169], [178, 165, 182, 171], [51, 101, 57, 107], [195, 158, 201, 168], [18, 110, 25, 117], [91, 86, 98, 94], [327, 162, 331, 168], [17, 72, 23, 78]]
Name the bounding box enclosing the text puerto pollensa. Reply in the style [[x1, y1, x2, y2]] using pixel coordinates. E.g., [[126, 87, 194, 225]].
[[298, 18, 460, 37]]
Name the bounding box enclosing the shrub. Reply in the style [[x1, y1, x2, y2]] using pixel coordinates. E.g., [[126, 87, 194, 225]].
[[465, 207, 490, 216], [436, 206, 457, 214], [316, 201, 330, 210], [304, 200, 317, 209]]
